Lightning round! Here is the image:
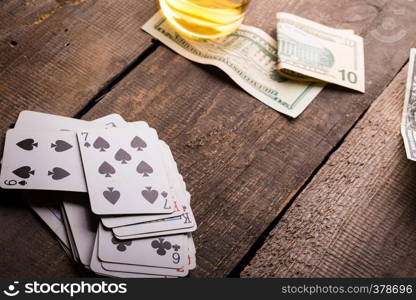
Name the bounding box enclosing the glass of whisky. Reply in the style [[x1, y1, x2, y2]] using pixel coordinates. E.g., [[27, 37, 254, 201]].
[[159, 0, 251, 41]]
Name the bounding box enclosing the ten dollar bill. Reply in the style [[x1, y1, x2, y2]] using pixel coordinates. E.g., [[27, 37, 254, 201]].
[[142, 12, 324, 118]]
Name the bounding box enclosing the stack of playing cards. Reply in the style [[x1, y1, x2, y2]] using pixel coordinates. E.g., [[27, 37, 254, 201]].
[[0, 111, 197, 278]]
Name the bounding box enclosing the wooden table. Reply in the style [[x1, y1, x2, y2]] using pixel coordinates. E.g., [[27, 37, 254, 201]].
[[1, 0, 416, 278]]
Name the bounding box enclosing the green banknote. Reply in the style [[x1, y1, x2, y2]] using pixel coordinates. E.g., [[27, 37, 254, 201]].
[[276, 12, 365, 93], [142, 12, 324, 118], [402, 49, 416, 161]]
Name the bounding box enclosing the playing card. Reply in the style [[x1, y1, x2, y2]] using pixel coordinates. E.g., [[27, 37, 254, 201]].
[[61, 206, 80, 263], [102, 234, 194, 276], [101, 141, 187, 228], [114, 222, 198, 239], [188, 234, 196, 254], [89, 235, 167, 278], [187, 234, 196, 270], [101, 249, 190, 277], [15, 111, 125, 131], [98, 224, 187, 269], [77, 127, 175, 215], [29, 199, 76, 261], [0, 129, 86, 192], [58, 239, 73, 259], [101, 259, 188, 277], [29, 199, 70, 248], [111, 191, 196, 237], [1, 113, 128, 192], [61, 196, 98, 267]]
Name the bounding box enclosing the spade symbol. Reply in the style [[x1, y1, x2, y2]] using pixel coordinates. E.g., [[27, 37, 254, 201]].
[[93, 137, 110, 152], [142, 187, 158, 204], [114, 149, 131, 164], [103, 187, 120, 205], [136, 161, 153, 177], [84, 142, 91, 148], [130, 136, 147, 151], [16, 139, 38, 151], [48, 167, 70, 180], [51, 140, 72, 152], [161, 191, 168, 198], [13, 166, 35, 179], [19, 180, 27, 186], [98, 161, 116, 177]]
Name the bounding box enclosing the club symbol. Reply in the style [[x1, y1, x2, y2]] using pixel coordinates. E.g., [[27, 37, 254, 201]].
[[172, 244, 181, 252], [151, 238, 172, 256], [51, 140, 72, 152], [130, 136, 147, 151], [114, 148, 131, 164], [13, 166, 35, 179], [16, 139, 38, 151], [111, 237, 132, 252], [48, 167, 70, 180], [98, 161, 116, 177], [136, 161, 153, 177], [93, 137, 110, 152], [141, 187, 158, 204], [103, 187, 120, 205]]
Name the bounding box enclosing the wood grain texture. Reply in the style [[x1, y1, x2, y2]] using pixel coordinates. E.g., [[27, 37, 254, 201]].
[[2, 0, 416, 278], [81, 0, 416, 277], [0, 0, 156, 137], [241, 65, 416, 278]]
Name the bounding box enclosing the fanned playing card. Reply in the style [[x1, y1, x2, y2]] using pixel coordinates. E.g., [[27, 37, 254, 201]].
[[89, 235, 166, 278], [111, 141, 196, 237], [77, 127, 175, 215], [62, 196, 98, 267], [98, 233, 195, 277], [0, 130, 86, 192], [112, 189, 196, 238], [101, 141, 186, 228], [61, 206, 80, 263], [98, 224, 187, 269], [29, 198, 70, 248]]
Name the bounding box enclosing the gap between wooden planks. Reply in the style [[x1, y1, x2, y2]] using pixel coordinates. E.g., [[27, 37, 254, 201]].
[[242, 63, 416, 278]]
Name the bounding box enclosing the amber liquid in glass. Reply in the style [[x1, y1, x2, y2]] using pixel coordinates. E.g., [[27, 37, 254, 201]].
[[159, 0, 250, 41]]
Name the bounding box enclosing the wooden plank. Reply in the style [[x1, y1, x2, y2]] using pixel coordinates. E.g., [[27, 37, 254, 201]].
[[241, 65, 416, 278], [0, 0, 157, 136], [79, 0, 416, 277]]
